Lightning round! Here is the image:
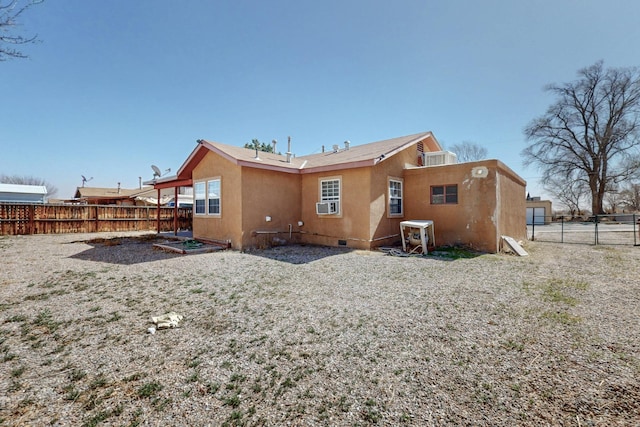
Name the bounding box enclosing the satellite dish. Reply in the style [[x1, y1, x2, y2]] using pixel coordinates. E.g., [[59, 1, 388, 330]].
[[151, 165, 171, 179], [81, 175, 93, 187]]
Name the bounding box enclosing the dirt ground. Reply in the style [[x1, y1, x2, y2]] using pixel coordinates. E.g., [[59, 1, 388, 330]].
[[0, 232, 639, 426]]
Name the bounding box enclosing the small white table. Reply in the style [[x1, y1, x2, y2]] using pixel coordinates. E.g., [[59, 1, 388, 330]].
[[400, 220, 435, 254]]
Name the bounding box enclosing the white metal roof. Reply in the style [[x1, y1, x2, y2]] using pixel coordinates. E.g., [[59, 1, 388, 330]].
[[0, 183, 48, 195]]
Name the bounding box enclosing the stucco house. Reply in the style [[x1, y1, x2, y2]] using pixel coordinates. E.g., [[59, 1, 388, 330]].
[[153, 131, 526, 253], [526, 196, 553, 225]]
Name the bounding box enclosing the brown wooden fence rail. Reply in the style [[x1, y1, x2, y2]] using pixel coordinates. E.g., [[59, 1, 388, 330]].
[[0, 203, 192, 236]]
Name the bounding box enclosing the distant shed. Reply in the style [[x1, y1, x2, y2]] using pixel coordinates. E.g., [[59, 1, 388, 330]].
[[0, 183, 48, 204], [526, 197, 552, 225]]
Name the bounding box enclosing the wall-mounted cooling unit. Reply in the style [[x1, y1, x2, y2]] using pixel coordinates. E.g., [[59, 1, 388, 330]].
[[422, 151, 458, 166], [316, 201, 339, 215]]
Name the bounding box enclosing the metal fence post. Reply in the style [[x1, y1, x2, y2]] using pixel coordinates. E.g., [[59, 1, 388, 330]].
[[594, 214, 599, 245], [561, 215, 564, 244], [634, 214, 638, 246], [531, 209, 535, 241]]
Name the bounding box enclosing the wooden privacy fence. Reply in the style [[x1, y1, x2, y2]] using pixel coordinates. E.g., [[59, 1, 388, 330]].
[[0, 203, 192, 236]]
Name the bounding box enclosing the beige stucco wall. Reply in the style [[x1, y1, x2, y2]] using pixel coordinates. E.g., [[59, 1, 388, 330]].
[[404, 160, 526, 253], [240, 167, 302, 248], [369, 144, 421, 247], [189, 141, 525, 253], [299, 167, 372, 249], [299, 143, 421, 249], [193, 151, 305, 250], [192, 152, 243, 248], [496, 162, 528, 246]]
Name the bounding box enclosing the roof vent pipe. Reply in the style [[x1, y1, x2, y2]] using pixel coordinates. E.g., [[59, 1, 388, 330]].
[[322, 145, 325, 153], [139, 176, 142, 189], [286, 136, 292, 163], [117, 182, 121, 194], [272, 139, 277, 153], [344, 140, 350, 150]]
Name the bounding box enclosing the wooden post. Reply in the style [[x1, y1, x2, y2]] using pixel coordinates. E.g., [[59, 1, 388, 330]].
[[28, 204, 35, 235], [156, 188, 161, 233], [174, 186, 178, 235]]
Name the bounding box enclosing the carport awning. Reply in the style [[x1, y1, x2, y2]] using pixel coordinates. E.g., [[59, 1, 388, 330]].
[[143, 176, 193, 190]]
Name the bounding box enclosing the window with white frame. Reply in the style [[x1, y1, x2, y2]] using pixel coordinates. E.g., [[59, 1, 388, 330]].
[[319, 178, 340, 214], [207, 179, 220, 215], [194, 182, 206, 214], [389, 178, 403, 215], [194, 179, 221, 215]]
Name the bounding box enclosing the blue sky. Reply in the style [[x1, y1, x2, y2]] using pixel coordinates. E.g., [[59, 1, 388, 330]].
[[2, 0, 640, 200]]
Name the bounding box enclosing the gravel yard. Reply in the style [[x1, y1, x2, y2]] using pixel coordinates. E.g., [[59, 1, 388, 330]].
[[1, 232, 639, 426]]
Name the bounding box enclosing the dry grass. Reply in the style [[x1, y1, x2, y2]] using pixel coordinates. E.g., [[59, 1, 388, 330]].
[[0, 232, 639, 426]]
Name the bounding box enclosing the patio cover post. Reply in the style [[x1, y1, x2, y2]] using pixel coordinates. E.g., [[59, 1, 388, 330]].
[[156, 188, 161, 233], [150, 177, 192, 235], [174, 186, 178, 235]]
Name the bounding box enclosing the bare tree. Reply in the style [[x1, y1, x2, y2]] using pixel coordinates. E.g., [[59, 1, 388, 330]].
[[0, 174, 57, 197], [604, 185, 621, 214], [448, 141, 488, 162], [544, 173, 589, 216], [619, 182, 640, 212], [0, 0, 43, 61], [523, 61, 640, 214]]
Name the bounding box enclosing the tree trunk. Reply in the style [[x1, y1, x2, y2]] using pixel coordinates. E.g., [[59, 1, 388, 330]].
[[591, 182, 607, 214]]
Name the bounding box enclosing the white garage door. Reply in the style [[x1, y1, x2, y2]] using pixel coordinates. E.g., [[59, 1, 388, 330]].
[[526, 207, 546, 225]]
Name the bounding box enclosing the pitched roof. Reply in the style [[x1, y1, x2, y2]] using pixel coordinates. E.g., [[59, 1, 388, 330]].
[[74, 186, 155, 199], [176, 131, 440, 177], [298, 132, 439, 173]]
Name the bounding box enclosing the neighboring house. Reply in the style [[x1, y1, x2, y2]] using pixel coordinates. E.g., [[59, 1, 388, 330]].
[[135, 187, 194, 208], [72, 186, 143, 205], [526, 196, 553, 225], [71, 186, 192, 206], [0, 183, 48, 204], [153, 131, 526, 253]]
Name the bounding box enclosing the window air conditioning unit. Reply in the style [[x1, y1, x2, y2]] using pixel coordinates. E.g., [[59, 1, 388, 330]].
[[422, 151, 457, 166], [316, 201, 339, 215]]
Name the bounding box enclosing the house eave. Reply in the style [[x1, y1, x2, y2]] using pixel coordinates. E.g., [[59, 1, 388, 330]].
[[384, 132, 438, 159]]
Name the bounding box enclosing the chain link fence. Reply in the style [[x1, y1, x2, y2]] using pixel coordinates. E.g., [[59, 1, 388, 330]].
[[528, 213, 639, 246]]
